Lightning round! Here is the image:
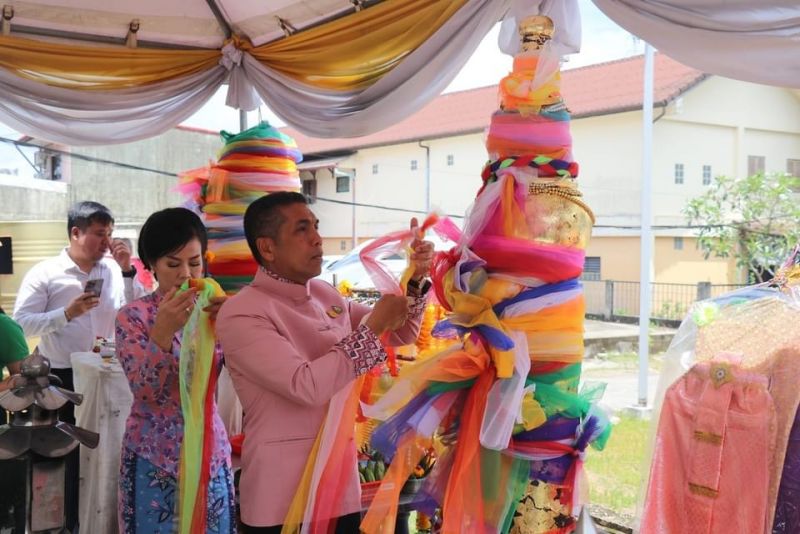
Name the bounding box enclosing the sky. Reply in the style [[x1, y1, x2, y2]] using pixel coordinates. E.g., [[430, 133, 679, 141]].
[[0, 0, 641, 178]]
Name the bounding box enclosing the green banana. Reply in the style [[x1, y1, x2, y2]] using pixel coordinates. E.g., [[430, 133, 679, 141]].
[[375, 461, 386, 480], [365, 460, 376, 482]]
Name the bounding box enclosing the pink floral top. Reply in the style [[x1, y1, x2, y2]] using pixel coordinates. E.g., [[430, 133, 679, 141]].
[[115, 291, 231, 476]]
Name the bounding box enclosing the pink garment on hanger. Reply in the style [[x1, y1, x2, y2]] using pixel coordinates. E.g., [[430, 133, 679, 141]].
[[641, 361, 776, 534]]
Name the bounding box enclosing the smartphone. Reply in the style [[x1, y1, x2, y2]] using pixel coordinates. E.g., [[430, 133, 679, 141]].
[[84, 278, 104, 297]]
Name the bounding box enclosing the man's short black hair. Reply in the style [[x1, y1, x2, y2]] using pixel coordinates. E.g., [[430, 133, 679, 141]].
[[137, 208, 208, 271], [244, 192, 308, 266], [67, 201, 114, 237]]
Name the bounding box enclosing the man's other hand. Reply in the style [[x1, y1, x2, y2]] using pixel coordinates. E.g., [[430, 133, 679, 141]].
[[111, 238, 133, 272], [365, 295, 409, 335], [65, 291, 100, 321]]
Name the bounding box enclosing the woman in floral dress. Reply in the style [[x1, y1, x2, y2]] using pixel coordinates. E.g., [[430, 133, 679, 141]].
[[115, 207, 234, 533]]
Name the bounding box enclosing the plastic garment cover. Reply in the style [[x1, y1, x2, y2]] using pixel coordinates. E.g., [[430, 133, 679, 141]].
[[637, 282, 800, 533]]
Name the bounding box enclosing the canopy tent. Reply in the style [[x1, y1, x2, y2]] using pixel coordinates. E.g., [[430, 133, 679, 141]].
[[0, 0, 524, 145], [0, 0, 797, 147], [591, 0, 800, 89]]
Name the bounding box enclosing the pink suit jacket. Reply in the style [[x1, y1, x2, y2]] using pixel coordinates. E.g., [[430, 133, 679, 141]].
[[216, 268, 422, 527]]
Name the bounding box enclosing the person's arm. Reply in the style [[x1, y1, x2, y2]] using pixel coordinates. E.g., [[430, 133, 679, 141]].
[[115, 304, 174, 400], [391, 283, 429, 345], [110, 240, 148, 305], [122, 272, 148, 304], [347, 285, 429, 346], [12, 266, 69, 337], [219, 312, 387, 407], [0, 314, 28, 378]]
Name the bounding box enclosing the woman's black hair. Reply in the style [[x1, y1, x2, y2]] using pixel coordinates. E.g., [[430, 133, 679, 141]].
[[137, 208, 207, 271]]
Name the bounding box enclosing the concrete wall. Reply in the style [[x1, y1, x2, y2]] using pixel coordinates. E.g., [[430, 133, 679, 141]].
[[0, 176, 69, 221], [67, 129, 222, 224], [0, 128, 223, 306]]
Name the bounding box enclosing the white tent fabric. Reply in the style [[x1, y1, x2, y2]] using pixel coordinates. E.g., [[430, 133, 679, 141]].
[[0, 65, 229, 145], [246, 0, 514, 137], [591, 0, 800, 88], [4, 0, 356, 49], [0, 0, 514, 144]]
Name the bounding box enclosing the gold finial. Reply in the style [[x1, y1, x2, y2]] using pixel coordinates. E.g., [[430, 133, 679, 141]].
[[519, 15, 554, 51]]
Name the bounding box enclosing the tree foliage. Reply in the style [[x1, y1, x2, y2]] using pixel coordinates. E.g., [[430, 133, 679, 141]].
[[684, 172, 800, 283]]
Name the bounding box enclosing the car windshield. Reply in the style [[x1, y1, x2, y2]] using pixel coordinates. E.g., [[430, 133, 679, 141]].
[[317, 233, 456, 290], [325, 234, 452, 272]]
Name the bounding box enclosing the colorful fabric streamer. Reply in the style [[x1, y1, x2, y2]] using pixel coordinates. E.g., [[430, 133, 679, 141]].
[[178, 121, 303, 294], [176, 277, 225, 534], [360, 168, 608, 534]]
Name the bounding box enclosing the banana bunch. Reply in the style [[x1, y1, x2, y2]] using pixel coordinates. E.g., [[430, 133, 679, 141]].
[[358, 444, 389, 483], [359, 459, 387, 483]]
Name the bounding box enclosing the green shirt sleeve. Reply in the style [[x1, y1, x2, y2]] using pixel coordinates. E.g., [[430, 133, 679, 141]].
[[0, 313, 29, 367]]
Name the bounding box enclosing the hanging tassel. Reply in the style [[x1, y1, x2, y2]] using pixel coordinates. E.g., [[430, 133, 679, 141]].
[[126, 19, 139, 48], [1, 5, 14, 36]]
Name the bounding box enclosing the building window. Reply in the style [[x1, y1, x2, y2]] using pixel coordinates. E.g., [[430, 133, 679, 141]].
[[702, 165, 712, 186], [674, 237, 684, 250], [340, 240, 347, 251], [787, 158, 800, 177], [581, 257, 601, 281], [410, 160, 418, 171], [302, 179, 317, 203], [446, 154, 454, 166], [372, 164, 379, 175], [674, 163, 684, 185], [748, 155, 765, 176], [336, 175, 350, 193]]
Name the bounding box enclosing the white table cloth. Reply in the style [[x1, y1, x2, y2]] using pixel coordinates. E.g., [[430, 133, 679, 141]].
[[71, 352, 133, 534]]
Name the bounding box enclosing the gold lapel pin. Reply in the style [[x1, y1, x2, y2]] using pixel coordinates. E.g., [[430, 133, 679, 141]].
[[326, 305, 343, 318]]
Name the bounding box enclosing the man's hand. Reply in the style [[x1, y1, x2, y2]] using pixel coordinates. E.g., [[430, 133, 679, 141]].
[[203, 295, 227, 322], [111, 238, 133, 272], [365, 295, 409, 335], [65, 291, 100, 321], [408, 218, 434, 281], [150, 286, 197, 350]]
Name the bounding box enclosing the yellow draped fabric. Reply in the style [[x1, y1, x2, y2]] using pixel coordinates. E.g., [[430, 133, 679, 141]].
[[0, 34, 219, 90], [250, 0, 467, 91], [0, 0, 466, 92]]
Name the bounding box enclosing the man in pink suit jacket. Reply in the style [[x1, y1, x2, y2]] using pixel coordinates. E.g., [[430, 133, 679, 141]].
[[217, 192, 433, 533]]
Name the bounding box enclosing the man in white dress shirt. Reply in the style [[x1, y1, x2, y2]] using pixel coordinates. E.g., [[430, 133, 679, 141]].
[[12, 200, 146, 531]]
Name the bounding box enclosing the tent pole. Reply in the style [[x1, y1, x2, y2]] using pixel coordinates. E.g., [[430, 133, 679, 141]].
[[638, 43, 655, 407]]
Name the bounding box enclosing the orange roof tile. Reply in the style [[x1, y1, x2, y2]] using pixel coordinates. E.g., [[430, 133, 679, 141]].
[[283, 53, 706, 156]]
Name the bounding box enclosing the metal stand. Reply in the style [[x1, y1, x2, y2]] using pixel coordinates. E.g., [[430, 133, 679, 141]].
[[0, 353, 99, 533]]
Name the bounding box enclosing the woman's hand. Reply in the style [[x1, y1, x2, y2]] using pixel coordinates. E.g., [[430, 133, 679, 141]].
[[150, 286, 197, 351], [203, 295, 227, 322]]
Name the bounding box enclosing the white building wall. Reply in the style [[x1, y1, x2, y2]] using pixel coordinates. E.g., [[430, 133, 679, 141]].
[[571, 112, 643, 228]]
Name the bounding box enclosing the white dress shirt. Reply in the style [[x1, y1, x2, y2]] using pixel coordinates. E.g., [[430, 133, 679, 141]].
[[13, 248, 147, 368]]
